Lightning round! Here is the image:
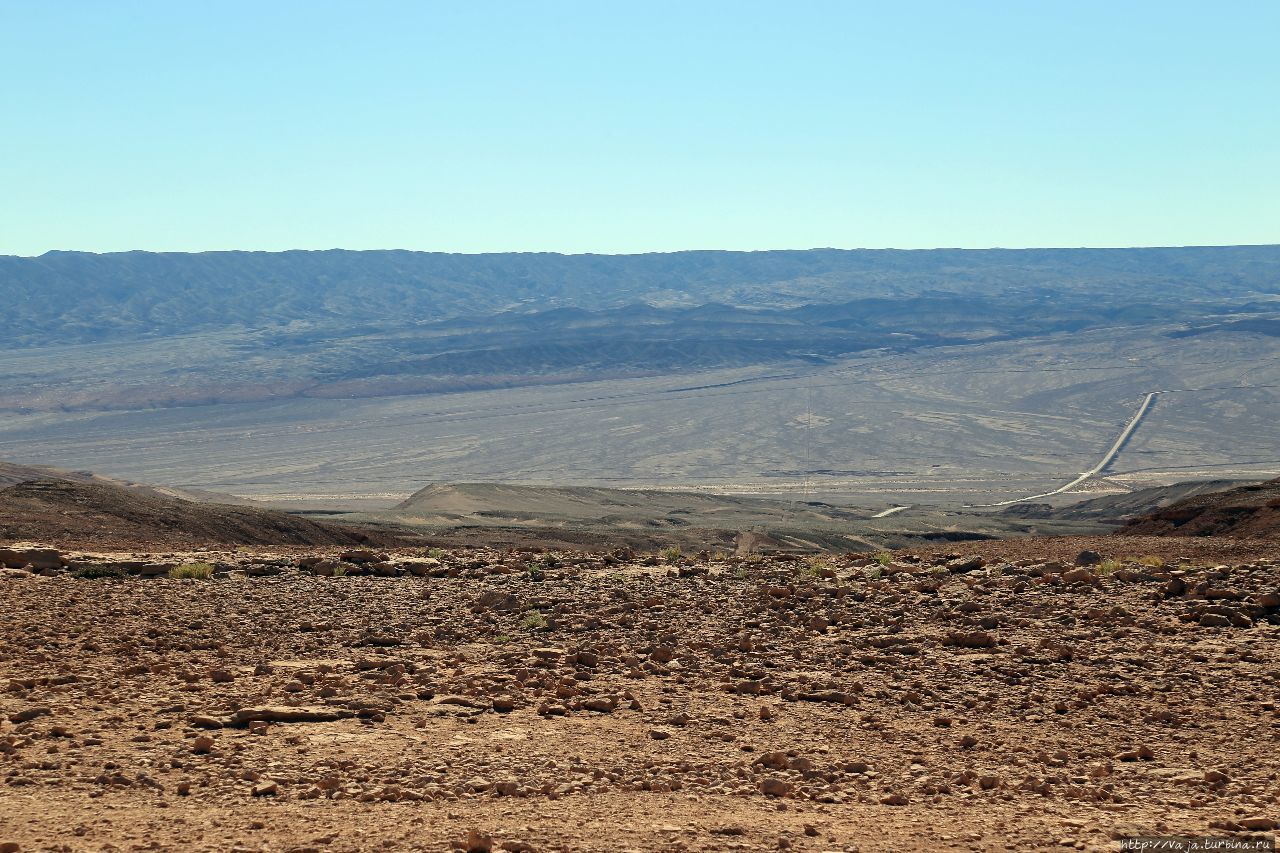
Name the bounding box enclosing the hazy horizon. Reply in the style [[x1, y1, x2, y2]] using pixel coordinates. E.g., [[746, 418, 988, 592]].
[[8, 241, 1280, 260]]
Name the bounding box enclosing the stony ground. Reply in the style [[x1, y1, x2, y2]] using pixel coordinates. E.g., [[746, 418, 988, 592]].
[[1, 539, 1278, 852]]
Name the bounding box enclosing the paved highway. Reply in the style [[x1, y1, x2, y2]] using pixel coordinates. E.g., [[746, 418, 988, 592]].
[[981, 390, 1162, 507]]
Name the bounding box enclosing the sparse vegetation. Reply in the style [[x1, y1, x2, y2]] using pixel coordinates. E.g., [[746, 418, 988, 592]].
[[798, 556, 831, 579], [75, 564, 126, 580], [1097, 558, 1123, 576], [1135, 554, 1165, 568], [660, 546, 682, 563], [522, 610, 548, 630], [169, 562, 214, 580], [428, 548, 447, 560], [872, 551, 893, 566]]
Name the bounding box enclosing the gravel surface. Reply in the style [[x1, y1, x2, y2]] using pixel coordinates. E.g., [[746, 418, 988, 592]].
[[1, 541, 1278, 851]]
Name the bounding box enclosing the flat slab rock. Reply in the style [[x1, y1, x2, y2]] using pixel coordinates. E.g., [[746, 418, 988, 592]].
[[229, 706, 355, 724]]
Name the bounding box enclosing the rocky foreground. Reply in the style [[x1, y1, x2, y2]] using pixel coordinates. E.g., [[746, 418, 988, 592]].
[[1, 541, 1278, 852]]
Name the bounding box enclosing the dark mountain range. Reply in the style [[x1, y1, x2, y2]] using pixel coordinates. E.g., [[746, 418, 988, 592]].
[[5, 245, 1279, 413], [3, 245, 1279, 346]]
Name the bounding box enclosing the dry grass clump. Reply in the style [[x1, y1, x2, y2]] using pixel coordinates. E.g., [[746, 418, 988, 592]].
[[169, 562, 214, 579]]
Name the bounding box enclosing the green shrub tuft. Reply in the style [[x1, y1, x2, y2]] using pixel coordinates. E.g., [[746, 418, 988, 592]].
[[76, 565, 126, 580], [169, 562, 215, 580]]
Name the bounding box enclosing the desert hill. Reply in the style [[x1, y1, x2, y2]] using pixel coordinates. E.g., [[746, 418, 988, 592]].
[[0, 460, 253, 505], [1000, 479, 1260, 522], [354, 481, 1127, 553], [391, 482, 873, 524], [1, 460, 157, 491], [1119, 477, 1280, 538], [0, 477, 400, 547]]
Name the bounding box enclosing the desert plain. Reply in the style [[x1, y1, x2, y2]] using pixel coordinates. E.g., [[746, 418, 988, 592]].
[[2, 536, 1277, 852]]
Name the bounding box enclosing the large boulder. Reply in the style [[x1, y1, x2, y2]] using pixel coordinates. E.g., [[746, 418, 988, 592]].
[[476, 590, 520, 612], [0, 547, 64, 570]]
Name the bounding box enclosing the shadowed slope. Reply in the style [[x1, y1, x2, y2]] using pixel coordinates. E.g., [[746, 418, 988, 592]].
[[0, 478, 399, 548], [1119, 478, 1280, 538]]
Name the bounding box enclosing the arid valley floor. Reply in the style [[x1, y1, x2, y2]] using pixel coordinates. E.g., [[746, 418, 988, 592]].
[[2, 537, 1277, 852]]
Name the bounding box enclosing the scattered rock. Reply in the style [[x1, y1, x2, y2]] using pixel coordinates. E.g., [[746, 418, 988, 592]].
[[476, 590, 520, 612], [230, 706, 354, 725], [947, 556, 985, 573], [7, 706, 51, 724], [1116, 746, 1155, 762], [466, 829, 493, 853], [1, 542, 1277, 849], [760, 777, 791, 797], [1060, 567, 1098, 586], [340, 549, 386, 564], [947, 630, 997, 648], [0, 547, 63, 570]]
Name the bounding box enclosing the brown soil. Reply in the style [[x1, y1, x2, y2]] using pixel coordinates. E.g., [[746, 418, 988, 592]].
[[2, 540, 1278, 852], [905, 533, 1280, 565], [0, 478, 406, 548], [1118, 478, 1280, 539]]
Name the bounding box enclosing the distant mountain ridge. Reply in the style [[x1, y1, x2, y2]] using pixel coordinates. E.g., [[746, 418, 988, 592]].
[[3, 245, 1279, 345]]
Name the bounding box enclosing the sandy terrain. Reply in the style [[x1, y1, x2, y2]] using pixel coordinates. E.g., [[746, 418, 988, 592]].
[[1, 540, 1278, 852], [5, 328, 1277, 509]]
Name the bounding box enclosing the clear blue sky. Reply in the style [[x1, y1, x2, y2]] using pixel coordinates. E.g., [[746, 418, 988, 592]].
[[2, 1, 1276, 255]]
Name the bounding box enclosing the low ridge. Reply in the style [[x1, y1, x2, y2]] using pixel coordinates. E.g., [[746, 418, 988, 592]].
[[0, 478, 400, 548], [1118, 478, 1280, 539]]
